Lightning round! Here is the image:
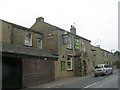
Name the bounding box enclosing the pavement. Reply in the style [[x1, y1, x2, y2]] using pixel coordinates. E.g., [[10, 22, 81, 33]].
[[30, 73, 93, 88]]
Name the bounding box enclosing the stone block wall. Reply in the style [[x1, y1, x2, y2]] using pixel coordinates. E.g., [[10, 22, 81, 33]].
[[22, 57, 55, 88]]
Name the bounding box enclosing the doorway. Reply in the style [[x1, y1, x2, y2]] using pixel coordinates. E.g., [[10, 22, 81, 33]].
[[2, 56, 22, 89], [83, 60, 87, 75]]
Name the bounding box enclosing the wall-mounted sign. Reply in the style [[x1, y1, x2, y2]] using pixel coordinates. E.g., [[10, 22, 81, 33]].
[[74, 38, 80, 51], [47, 33, 54, 40]]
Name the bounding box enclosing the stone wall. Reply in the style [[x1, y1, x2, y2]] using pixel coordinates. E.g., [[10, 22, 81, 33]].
[[22, 57, 55, 88]]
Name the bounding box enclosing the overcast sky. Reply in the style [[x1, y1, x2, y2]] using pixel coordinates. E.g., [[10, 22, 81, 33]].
[[0, 0, 119, 52]]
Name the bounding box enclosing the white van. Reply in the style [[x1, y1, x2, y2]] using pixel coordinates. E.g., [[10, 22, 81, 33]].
[[94, 64, 113, 77]]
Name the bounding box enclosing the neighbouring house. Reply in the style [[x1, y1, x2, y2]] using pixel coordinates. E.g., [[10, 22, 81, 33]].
[[0, 19, 58, 89], [91, 45, 115, 70], [31, 17, 93, 79]]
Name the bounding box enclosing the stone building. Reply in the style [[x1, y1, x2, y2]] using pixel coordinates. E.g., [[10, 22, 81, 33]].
[[31, 17, 93, 79], [91, 45, 115, 70], [1, 19, 58, 89], [1, 17, 117, 89]]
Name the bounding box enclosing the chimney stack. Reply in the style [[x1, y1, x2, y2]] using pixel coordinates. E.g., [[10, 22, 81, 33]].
[[36, 17, 44, 22], [70, 25, 76, 35]]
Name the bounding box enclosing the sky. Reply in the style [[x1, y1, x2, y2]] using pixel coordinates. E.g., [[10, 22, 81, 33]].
[[0, 0, 119, 52]]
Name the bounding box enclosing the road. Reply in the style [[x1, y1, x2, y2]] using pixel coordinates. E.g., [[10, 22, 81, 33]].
[[53, 70, 119, 88]]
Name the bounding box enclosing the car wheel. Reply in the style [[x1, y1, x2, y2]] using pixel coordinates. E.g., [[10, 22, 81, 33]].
[[94, 74, 97, 77], [111, 71, 113, 74], [105, 72, 108, 76]]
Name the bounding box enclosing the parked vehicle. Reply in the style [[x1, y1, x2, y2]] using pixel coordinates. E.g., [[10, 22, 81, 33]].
[[94, 64, 113, 77]]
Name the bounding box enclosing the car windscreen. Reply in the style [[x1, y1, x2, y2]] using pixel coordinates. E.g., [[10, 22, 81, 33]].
[[95, 65, 103, 69]]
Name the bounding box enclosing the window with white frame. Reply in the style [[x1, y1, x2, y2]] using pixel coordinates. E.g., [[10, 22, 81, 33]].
[[63, 35, 69, 45], [25, 33, 32, 46], [37, 38, 42, 49], [67, 36, 72, 49], [67, 56, 73, 70]]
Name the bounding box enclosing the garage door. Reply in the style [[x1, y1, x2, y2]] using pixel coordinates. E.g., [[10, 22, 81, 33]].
[[2, 56, 22, 89]]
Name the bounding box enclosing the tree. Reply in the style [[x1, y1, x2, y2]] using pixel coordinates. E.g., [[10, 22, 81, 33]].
[[113, 51, 120, 69], [114, 51, 120, 58], [113, 60, 120, 69]]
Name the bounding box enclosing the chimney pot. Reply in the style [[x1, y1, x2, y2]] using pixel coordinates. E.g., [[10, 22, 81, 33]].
[[36, 17, 44, 22], [70, 25, 76, 35]]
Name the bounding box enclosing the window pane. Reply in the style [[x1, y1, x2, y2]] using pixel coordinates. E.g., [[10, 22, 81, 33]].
[[67, 56, 73, 70], [25, 33, 32, 46], [37, 39, 42, 49], [67, 36, 72, 49], [63, 35, 69, 45]]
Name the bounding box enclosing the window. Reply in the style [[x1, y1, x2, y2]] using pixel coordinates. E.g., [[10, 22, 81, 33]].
[[25, 33, 32, 46], [103, 52, 107, 57], [61, 61, 65, 71], [67, 56, 73, 70], [67, 36, 72, 49], [106, 53, 108, 58], [37, 38, 42, 49], [95, 65, 103, 69], [106, 61, 109, 64], [62, 34, 69, 45], [104, 65, 108, 68], [104, 61, 106, 64]]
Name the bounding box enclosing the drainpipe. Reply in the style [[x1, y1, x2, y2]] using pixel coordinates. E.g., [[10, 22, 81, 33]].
[[10, 26, 14, 44]]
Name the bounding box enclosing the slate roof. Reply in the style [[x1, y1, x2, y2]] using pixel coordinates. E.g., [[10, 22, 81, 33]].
[[2, 43, 58, 58], [31, 20, 91, 42], [1, 19, 43, 35]]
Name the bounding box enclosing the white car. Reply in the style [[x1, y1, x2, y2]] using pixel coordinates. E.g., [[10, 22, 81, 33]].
[[94, 64, 113, 77]]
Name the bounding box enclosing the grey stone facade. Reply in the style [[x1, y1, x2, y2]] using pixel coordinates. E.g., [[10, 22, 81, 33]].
[[1, 19, 57, 89], [1, 17, 118, 89]]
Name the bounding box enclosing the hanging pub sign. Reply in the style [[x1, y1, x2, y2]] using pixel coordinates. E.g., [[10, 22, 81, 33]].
[[74, 38, 80, 51]]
